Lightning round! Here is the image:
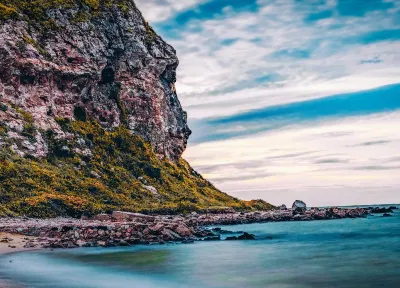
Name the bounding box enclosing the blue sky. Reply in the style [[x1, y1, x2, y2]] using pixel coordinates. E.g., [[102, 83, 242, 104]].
[[136, 0, 400, 206]]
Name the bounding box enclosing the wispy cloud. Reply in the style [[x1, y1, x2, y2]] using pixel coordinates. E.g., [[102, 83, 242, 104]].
[[135, 0, 400, 206], [190, 83, 400, 143]]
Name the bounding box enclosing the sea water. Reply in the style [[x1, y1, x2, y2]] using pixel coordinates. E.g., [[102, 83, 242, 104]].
[[1, 205, 399, 288]]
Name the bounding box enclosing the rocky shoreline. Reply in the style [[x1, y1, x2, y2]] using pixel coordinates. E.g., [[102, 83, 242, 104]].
[[0, 203, 397, 251]]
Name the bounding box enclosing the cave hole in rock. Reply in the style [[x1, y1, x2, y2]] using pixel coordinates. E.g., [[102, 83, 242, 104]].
[[20, 73, 35, 85], [101, 67, 115, 84], [74, 106, 87, 122]]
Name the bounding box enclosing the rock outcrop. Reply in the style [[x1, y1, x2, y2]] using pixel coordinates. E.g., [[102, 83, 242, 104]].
[[292, 200, 306, 215], [0, 0, 190, 162], [0, 1, 275, 217]]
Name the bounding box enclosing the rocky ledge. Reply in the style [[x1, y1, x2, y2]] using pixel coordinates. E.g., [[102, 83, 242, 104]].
[[0, 203, 397, 250]]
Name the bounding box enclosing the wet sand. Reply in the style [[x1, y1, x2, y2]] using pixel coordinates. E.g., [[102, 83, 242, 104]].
[[0, 233, 40, 288], [0, 233, 40, 255]]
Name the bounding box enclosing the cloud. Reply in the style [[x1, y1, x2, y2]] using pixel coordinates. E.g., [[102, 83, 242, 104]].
[[356, 140, 391, 146], [315, 158, 349, 164], [360, 56, 383, 64], [353, 165, 400, 171], [135, 0, 209, 23], [137, 0, 400, 206], [184, 111, 400, 206], [189, 83, 400, 143]]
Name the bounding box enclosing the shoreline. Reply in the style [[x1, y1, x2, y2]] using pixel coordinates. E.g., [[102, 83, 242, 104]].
[[0, 205, 397, 252], [0, 232, 43, 256]]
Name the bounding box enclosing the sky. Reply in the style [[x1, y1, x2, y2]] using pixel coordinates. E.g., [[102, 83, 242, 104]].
[[135, 0, 400, 207]]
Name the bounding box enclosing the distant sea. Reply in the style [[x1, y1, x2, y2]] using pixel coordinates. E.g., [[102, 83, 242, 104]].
[[1, 205, 399, 288]]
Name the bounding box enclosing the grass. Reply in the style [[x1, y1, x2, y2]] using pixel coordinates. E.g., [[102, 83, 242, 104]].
[[0, 119, 274, 218], [0, 0, 133, 22]]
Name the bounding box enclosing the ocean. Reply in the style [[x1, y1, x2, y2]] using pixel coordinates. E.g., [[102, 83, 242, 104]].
[[1, 205, 399, 288]]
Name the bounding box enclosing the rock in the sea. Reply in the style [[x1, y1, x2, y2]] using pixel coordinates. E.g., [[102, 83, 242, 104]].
[[382, 213, 392, 217], [292, 200, 307, 215], [370, 207, 393, 214], [237, 232, 256, 240], [225, 232, 256, 240]]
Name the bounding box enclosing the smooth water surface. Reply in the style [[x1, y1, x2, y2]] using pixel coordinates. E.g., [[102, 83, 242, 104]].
[[1, 205, 399, 288]]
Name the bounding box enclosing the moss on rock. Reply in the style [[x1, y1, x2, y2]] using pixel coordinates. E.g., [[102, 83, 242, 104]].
[[0, 119, 274, 218]]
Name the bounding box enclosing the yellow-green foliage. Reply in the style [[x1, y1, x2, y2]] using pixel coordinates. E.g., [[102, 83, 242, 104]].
[[0, 0, 133, 22], [22, 34, 49, 56], [0, 119, 273, 218], [0, 2, 17, 19], [144, 21, 157, 44]]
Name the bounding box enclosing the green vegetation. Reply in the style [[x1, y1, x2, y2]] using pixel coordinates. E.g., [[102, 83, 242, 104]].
[[144, 21, 157, 44], [0, 2, 17, 20], [23, 34, 49, 56], [0, 119, 274, 218], [0, 0, 133, 22]]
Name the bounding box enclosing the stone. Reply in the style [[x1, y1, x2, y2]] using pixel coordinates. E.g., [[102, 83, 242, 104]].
[[0, 1, 190, 162], [382, 213, 392, 217], [93, 214, 110, 221], [174, 224, 192, 237], [225, 236, 238, 241], [112, 211, 155, 221], [292, 200, 307, 215], [237, 232, 256, 240], [142, 185, 159, 196], [280, 204, 287, 210], [370, 207, 393, 214]]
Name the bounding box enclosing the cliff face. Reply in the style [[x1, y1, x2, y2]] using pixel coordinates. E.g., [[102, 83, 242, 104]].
[[0, 0, 190, 162], [0, 1, 274, 217]]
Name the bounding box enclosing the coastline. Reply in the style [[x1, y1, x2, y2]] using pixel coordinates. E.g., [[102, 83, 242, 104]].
[[0, 205, 397, 251], [0, 233, 43, 288], [0, 232, 42, 255]]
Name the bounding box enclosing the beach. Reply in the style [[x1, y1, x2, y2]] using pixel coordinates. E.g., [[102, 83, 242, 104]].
[[0, 205, 398, 288]]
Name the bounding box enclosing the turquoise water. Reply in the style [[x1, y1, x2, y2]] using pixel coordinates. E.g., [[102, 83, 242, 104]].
[[1, 206, 399, 288]]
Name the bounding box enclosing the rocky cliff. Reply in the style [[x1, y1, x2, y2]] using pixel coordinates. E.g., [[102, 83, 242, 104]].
[[0, 0, 190, 161], [0, 0, 273, 217]]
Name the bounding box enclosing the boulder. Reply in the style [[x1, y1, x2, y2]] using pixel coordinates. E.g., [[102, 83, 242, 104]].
[[225, 236, 238, 241], [280, 204, 287, 210], [225, 232, 256, 240], [382, 213, 392, 217], [237, 232, 256, 240], [174, 224, 193, 237], [370, 207, 393, 214], [112, 211, 155, 222], [292, 200, 307, 215], [142, 185, 159, 196]]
